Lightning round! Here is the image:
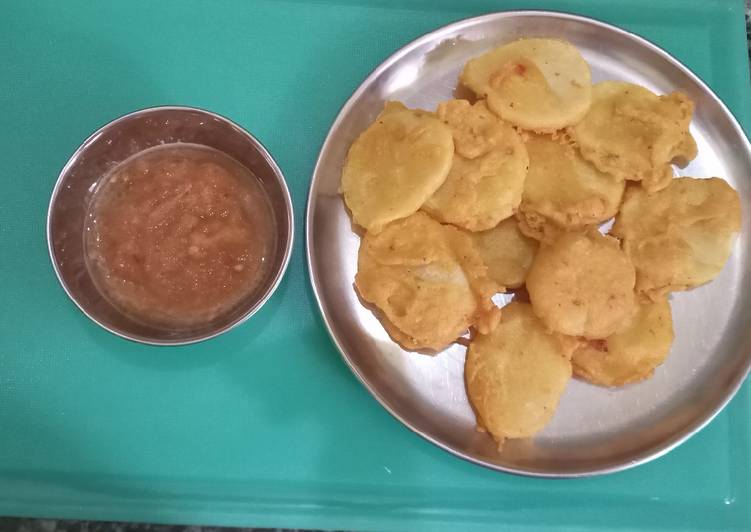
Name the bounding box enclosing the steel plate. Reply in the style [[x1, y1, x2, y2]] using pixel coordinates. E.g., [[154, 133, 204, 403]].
[[305, 11, 751, 477]]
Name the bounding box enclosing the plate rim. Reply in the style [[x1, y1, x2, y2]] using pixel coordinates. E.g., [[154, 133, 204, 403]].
[[305, 9, 751, 478]]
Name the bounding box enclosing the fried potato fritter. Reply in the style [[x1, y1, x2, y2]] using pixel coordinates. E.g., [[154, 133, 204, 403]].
[[527, 231, 636, 338], [355, 212, 501, 350], [341, 104, 454, 233], [466, 302, 575, 446], [569, 81, 697, 192], [611, 177, 741, 298], [573, 297, 674, 387], [460, 38, 592, 131], [471, 218, 538, 289], [517, 133, 625, 242], [422, 100, 528, 232]]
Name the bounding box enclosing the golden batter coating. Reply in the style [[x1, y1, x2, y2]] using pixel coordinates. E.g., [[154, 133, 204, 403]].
[[466, 302, 575, 446], [342, 103, 453, 233], [423, 100, 528, 232], [461, 38, 592, 132], [611, 177, 741, 298], [355, 212, 500, 351], [517, 133, 625, 242], [471, 218, 538, 289], [527, 230, 636, 338], [573, 297, 674, 387], [569, 81, 697, 192]]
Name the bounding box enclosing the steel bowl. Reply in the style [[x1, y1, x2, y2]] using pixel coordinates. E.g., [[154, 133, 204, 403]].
[[48, 106, 293, 345]]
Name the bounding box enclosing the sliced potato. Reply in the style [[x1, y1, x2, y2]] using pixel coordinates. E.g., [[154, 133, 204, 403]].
[[341, 104, 454, 233], [517, 133, 625, 242], [527, 230, 636, 338], [573, 297, 674, 387], [611, 177, 741, 298], [471, 218, 538, 289], [460, 38, 592, 131], [465, 302, 574, 446], [355, 212, 500, 351], [569, 81, 697, 192]]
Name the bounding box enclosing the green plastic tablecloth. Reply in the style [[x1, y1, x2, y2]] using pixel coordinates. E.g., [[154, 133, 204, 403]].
[[1, 0, 749, 530]]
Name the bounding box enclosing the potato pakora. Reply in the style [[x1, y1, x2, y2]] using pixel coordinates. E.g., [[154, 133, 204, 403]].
[[611, 177, 741, 298], [569, 81, 697, 192], [341, 104, 454, 233], [355, 212, 500, 351], [461, 38, 592, 131], [466, 302, 575, 446], [517, 133, 625, 242], [527, 230, 636, 338]]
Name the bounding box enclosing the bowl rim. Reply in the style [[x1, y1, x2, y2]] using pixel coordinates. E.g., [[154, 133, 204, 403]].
[[47, 105, 294, 346]]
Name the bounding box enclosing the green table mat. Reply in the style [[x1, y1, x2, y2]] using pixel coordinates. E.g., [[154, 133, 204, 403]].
[[1, 0, 749, 530]]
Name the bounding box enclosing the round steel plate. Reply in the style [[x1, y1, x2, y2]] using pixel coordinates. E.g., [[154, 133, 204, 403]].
[[305, 11, 751, 477]]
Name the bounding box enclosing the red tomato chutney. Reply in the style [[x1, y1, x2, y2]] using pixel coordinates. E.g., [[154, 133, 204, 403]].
[[85, 143, 276, 328]]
